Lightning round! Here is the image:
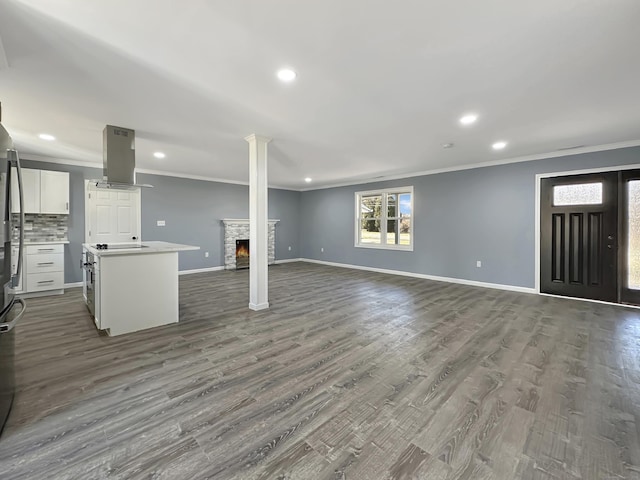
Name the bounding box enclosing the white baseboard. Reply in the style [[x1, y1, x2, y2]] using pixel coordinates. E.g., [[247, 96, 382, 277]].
[[275, 258, 302, 264], [299, 258, 536, 294], [64, 282, 83, 289], [179, 266, 225, 275]]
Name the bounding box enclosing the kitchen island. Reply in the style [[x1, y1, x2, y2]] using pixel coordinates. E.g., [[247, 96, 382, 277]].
[[82, 241, 199, 336]]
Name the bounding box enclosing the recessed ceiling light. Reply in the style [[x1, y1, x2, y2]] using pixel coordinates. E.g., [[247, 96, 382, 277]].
[[277, 68, 297, 82], [304, 177, 312, 183], [38, 133, 55, 141], [492, 141, 507, 150], [442, 143, 454, 149], [153, 152, 166, 159], [459, 114, 478, 126]]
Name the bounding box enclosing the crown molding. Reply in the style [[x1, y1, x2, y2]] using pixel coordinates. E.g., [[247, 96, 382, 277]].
[[300, 139, 640, 191]]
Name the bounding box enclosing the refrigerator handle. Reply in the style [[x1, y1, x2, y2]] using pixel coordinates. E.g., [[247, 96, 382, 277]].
[[0, 298, 26, 333], [9, 149, 24, 288]]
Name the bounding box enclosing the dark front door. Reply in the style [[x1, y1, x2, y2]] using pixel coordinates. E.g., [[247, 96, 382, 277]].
[[540, 172, 618, 302]]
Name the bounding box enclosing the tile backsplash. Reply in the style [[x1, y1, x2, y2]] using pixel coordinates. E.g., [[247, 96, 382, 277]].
[[12, 214, 69, 243]]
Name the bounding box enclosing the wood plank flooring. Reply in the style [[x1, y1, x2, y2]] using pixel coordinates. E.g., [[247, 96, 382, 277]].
[[0, 262, 639, 479]]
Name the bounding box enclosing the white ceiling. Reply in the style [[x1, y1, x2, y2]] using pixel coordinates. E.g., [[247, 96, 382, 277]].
[[0, 0, 639, 190]]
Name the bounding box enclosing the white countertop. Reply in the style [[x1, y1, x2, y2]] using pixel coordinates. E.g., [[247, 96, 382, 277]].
[[83, 241, 200, 256], [20, 240, 70, 245]]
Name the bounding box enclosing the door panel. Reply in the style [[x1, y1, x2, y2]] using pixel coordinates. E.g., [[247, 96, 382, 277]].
[[86, 182, 141, 244], [541, 172, 617, 302]]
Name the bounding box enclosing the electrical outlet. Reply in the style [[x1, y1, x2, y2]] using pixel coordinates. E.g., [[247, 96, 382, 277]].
[[288, 246, 292, 251], [205, 252, 209, 258], [321, 247, 324, 253], [476, 260, 482, 268], [157, 220, 166, 227]]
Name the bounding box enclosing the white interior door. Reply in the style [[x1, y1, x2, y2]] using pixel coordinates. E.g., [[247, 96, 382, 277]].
[[85, 181, 141, 244]]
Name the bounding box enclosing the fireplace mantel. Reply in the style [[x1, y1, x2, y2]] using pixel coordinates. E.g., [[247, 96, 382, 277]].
[[222, 218, 280, 226], [222, 219, 279, 269]]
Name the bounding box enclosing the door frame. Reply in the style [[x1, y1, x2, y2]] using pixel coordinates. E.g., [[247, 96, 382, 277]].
[[535, 163, 640, 297]]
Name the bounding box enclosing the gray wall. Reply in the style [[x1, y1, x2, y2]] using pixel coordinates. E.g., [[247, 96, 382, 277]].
[[299, 146, 640, 289], [20, 159, 301, 284]]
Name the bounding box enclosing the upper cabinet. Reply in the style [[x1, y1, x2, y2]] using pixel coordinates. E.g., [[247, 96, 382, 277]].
[[11, 168, 70, 214], [40, 170, 70, 214]]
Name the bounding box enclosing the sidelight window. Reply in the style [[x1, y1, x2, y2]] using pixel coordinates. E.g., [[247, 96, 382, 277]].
[[355, 187, 413, 250]]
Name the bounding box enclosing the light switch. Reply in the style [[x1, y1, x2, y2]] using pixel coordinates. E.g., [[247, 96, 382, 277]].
[[157, 220, 166, 227]]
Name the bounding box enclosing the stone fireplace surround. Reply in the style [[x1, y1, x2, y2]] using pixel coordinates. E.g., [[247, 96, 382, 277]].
[[222, 219, 279, 270]]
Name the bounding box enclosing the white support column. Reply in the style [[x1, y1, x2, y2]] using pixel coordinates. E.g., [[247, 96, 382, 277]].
[[245, 134, 271, 311]]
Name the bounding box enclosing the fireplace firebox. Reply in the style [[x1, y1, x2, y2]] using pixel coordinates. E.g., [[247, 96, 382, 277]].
[[235, 239, 249, 269]]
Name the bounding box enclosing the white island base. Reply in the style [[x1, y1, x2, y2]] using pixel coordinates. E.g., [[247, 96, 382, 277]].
[[83, 242, 199, 336]]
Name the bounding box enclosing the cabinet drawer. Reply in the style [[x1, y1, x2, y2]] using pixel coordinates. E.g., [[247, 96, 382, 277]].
[[26, 244, 64, 255], [26, 253, 64, 274], [28, 271, 64, 292]]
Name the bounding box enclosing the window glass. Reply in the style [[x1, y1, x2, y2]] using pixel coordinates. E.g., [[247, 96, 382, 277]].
[[360, 219, 381, 244], [399, 193, 412, 216], [628, 181, 640, 289], [553, 183, 602, 206], [387, 194, 397, 217]]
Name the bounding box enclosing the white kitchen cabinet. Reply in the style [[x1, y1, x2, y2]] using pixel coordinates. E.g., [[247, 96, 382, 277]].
[[11, 168, 69, 214], [11, 168, 41, 214], [19, 243, 66, 295], [40, 170, 70, 214]]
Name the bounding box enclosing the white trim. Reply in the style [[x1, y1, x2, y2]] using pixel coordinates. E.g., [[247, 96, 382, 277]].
[[300, 258, 536, 294], [19, 155, 296, 191], [22, 142, 640, 194], [64, 282, 83, 289], [301, 140, 640, 191], [249, 302, 269, 311], [275, 258, 302, 264], [534, 162, 640, 294], [536, 162, 640, 180], [355, 243, 413, 251], [221, 218, 280, 225], [178, 266, 225, 275]]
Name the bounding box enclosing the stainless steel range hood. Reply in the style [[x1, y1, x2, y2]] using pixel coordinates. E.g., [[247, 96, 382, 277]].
[[92, 125, 152, 189]]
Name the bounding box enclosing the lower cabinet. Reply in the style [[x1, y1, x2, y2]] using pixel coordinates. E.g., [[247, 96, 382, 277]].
[[12, 244, 65, 295]]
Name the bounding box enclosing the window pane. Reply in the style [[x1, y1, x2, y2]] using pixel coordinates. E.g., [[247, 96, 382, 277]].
[[553, 183, 602, 206], [360, 219, 381, 244], [628, 181, 640, 289], [399, 193, 412, 216], [387, 194, 397, 217], [387, 219, 398, 244], [361, 195, 382, 218], [400, 218, 411, 245]]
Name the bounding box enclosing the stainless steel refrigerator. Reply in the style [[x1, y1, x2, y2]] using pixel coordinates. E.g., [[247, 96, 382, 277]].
[[0, 121, 26, 436]]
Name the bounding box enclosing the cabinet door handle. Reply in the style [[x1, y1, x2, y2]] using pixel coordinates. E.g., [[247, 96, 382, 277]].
[[37, 248, 55, 252], [37, 262, 55, 266], [37, 280, 55, 284]]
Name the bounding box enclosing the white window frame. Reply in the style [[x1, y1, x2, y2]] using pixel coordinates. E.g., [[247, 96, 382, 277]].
[[354, 186, 414, 251]]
